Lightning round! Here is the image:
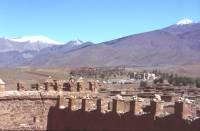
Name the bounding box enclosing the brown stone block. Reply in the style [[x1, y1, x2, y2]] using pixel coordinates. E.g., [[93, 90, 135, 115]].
[[175, 101, 192, 119], [150, 101, 164, 117], [68, 98, 80, 111], [112, 99, 125, 113], [130, 100, 143, 115]]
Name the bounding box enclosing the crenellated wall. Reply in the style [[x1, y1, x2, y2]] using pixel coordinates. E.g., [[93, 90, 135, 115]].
[[0, 91, 96, 130], [0, 91, 200, 131], [47, 96, 200, 131]]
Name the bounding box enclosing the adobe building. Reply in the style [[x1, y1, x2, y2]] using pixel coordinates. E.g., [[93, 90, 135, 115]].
[[65, 77, 76, 91], [17, 82, 25, 91], [89, 80, 97, 92], [44, 76, 55, 91], [44, 77, 65, 91], [77, 77, 84, 92], [0, 78, 5, 92]]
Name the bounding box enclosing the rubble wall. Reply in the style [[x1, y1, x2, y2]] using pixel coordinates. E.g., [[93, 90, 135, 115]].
[[0, 91, 58, 130], [0, 99, 57, 130]]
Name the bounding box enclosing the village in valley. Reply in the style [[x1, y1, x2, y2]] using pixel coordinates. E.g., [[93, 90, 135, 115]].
[[0, 67, 200, 130]]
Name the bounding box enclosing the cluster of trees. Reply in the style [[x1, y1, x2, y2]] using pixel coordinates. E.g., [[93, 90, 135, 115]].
[[196, 78, 200, 88], [69, 67, 128, 79], [154, 72, 200, 88], [140, 76, 200, 88], [138, 70, 200, 88], [140, 81, 148, 87]]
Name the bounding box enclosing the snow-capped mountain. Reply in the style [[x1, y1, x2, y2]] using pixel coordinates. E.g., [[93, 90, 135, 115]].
[[1, 18, 200, 67], [0, 36, 62, 53], [176, 18, 193, 25], [26, 19, 200, 67], [163, 19, 200, 36], [10, 35, 62, 45], [0, 35, 91, 66], [66, 40, 84, 46], [26, 40, 94, 66], [0, 35, 62, 65]]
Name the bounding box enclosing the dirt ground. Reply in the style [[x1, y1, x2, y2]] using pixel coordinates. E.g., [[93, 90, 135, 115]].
[[0, 67, 71, 90], [0, 64, 199, 90]]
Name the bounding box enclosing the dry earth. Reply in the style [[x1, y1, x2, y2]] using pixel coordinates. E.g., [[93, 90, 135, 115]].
[[0, 64, 199, 90]]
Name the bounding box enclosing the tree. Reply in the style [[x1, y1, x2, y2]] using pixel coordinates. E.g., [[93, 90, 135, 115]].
[[140, 81, 147, 88], [154, 78, 163, 84], [196, 78, 200, 88], [168, 73, 174, 84], [173, 76, 195, 86], [99, 74, 105, 79]]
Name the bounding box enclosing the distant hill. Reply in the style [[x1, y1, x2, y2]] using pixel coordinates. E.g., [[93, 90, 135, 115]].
[[27, 19, 200, 67], [24, 40, 94, 66], [0, 36, 90, 67], [0, 19, 200, 67], [163, 22, 200, 50]]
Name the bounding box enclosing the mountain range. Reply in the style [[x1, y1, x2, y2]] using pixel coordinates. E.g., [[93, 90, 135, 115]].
[[0, 19, 200, 67]]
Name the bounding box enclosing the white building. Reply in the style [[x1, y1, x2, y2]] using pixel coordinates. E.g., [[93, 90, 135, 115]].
[[0, 78, 5, 92]]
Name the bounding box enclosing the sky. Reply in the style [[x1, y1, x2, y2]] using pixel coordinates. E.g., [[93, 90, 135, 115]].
[[0, 0, 199, 43]]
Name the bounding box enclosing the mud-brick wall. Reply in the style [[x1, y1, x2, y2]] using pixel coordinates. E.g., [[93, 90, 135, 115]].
[[0, 97, 57, 130]]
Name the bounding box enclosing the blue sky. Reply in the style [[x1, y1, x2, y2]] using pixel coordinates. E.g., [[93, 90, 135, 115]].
[[0, 0, 199, 43]]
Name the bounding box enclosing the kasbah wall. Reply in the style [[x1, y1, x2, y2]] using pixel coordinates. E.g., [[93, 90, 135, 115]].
[[0, 91, 58, 130], [0, 91, 200, 131]]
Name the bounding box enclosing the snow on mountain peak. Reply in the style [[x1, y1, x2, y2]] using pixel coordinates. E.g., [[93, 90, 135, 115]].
[[67, 40, 84, 46], [176, 19, 193, 25], [10, 35, 62, 44]]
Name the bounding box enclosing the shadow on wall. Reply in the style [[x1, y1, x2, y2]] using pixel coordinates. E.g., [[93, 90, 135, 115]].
[[47, 100, 200, 131]]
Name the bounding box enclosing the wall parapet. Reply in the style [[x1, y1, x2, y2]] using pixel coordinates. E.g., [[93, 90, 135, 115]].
[[0, 91, 97, 100], [0, 90, 199, 130], [47, 96, 200, 131], [58, 96, 197, 120]]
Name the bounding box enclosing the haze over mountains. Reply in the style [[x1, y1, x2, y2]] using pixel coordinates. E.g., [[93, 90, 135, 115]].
[[0, 19, 200, 67]]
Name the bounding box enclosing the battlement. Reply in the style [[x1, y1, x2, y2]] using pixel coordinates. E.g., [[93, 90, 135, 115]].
[[46, 95, 200, 131], [0, 91, 196, 120], [175, 101, 193, 119], [58, 95, 194, 120], [0, 90, 199, 130]]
